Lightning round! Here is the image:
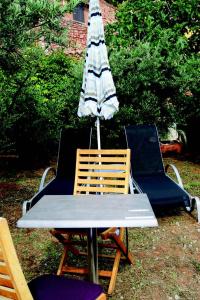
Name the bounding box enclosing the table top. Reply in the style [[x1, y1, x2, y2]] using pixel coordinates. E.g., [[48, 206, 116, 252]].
[[17, 194, 158, 229]]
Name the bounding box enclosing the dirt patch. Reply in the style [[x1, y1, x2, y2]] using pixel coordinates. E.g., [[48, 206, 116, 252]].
[[0, 182, 23, 197]]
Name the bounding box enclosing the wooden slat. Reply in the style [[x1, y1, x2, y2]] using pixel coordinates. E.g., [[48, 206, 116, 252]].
[[77, 171, 126, 178], [0, 250, 4, 261], [108, 249, 121, 295], [0, 274, 13, 288], [0, 218, 33, 300], [0, 262, 9, 275], [74, 149, 130, 196], [78, 163, 127, 170], [62, 266, 112, 277], [73, 149, 81, 195], [76, 186, 126, 193], [62, 266, 88, 275], [78, 251, 127, 260], [79, 156, 127, 162], [124, 150, 130, 194], [79, 149, 129, 155], [107, 227, 125, 295], [97, 293, 107, 300], [77, 179, 126, 186], [0, 285, 17, 299]]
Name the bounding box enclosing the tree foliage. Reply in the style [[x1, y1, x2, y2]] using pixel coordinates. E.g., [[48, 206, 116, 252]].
[[0, 0, 82, 164], [105, 0, 199, 138], [0, 0, 80, 73], [0, 49, 84, 164], [0, 0, 199, 162], [107, 0, 199, 53]]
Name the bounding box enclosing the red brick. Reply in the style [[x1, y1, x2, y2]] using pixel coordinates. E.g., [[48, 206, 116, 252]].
[[64, 0, 116, 55]]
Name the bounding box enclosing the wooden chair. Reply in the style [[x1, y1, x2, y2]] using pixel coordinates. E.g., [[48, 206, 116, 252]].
[[54, 149, 134, 295], [0, 217, 106, 300]]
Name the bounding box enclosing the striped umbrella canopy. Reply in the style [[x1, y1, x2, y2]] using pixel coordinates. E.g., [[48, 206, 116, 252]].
[[78, 0, 119, 148]]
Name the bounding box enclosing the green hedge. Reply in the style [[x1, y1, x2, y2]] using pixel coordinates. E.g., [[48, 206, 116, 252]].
[[0, 48, 87, 165]]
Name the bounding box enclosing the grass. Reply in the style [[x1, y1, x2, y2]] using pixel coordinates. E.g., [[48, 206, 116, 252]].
[[0, 156, 200, 299]]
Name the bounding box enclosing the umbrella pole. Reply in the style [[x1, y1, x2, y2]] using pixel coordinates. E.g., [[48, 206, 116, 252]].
[[96, 117, 101, 150], [96, 117, 103, 193]]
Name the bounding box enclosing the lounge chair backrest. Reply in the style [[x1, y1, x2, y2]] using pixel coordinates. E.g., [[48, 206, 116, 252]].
[[0, 218, 33, 300], [74, 149, 130, 195], [125, 125, 165, 176], [56, 128, 92, 179]]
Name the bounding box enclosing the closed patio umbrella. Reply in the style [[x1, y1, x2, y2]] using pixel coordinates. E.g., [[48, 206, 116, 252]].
[[78, 0, 119, 149]]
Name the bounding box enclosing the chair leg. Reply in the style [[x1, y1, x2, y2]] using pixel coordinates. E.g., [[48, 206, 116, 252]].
[[107, 227, 134, 295], [111, 234, 134, 265], [101, 227, 134, 265], [108, 248, 121, 295], [57, 245, 68, 275], [55, 233, 82, 275]]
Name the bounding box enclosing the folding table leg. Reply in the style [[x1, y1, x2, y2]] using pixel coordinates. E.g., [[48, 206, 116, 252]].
[[87, 228, 98, 283]]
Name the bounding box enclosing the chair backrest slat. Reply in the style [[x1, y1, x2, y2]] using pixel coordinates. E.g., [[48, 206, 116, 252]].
[[0, 274, 14, 288], [78, 171, 127, 178], [0, 218, 33, 300], [74, 149, 130, 195], [0, 262, 9, 275], [0, 249, 4, 260]]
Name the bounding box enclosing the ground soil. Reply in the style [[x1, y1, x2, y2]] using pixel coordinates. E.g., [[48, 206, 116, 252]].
[[0, 156, 200, 299]]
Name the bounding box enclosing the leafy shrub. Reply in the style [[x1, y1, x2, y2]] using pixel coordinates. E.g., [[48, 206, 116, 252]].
[[105, 0, 199, 148], [0, 48, 85, 166]]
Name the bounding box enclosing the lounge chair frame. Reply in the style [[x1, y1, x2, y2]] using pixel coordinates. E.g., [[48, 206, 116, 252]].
[[125, 124, 200, 222]]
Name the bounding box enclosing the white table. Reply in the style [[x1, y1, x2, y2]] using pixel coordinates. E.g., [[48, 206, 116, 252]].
[[17, 194, 158, 283]]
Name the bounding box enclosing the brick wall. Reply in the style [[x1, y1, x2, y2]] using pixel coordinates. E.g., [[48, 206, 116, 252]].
[[63, 0, 116, 56]]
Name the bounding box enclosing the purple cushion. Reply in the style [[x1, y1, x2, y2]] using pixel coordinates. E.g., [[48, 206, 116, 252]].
[[28, 274, 104, 300]]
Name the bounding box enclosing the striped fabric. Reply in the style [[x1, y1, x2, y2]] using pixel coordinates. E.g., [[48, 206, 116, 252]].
[[78, 0, 119, 120]]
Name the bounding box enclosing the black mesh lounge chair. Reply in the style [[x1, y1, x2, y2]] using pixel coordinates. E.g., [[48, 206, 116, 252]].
[[125, 124, 200, 220], [22, 128, 93, 274], [23, 128, 92, 213]]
